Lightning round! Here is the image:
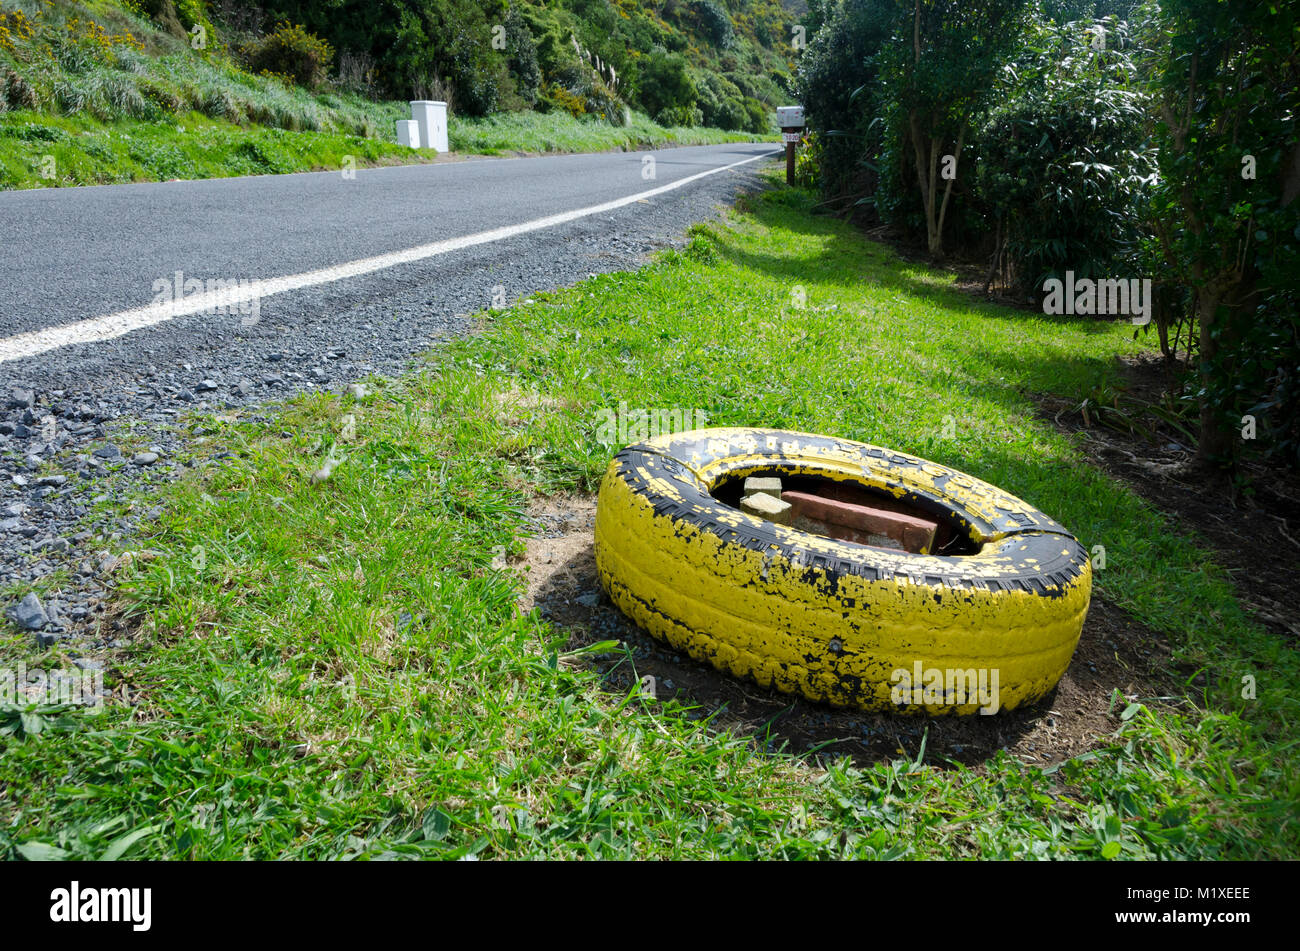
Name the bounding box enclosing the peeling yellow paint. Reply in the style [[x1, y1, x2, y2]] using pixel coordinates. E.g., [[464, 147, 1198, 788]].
[[594, 428, 1092, 715]]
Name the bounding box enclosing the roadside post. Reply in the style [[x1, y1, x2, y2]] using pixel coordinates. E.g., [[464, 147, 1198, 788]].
[[395, 119, 420, 149], [777, 105, 804, 186]]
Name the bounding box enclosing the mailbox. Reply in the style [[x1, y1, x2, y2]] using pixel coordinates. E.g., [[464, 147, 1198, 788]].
[[776, 105, 804, 129], [776, 105, 804, 185]]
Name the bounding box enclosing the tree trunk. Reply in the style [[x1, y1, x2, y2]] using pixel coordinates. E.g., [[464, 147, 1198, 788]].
[[1195, 289, 1235, 464], [909, 115, 956, 260], [908, 112, 936, 254], [935, 126, 965, 255], [983, 216, 1002, 296]]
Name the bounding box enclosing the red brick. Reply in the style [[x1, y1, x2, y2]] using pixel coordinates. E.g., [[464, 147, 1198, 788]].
[[781, 490, 938, 552]]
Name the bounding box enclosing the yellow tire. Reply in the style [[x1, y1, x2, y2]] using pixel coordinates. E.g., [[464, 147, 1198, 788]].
[[594, 428, 1091, 714]]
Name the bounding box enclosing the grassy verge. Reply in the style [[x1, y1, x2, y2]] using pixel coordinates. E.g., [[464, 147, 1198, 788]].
[[1, 180, 1294, 860], [0, 107, 771, 188], [449, 110, 770, 156], [0, 108, 417, 185]]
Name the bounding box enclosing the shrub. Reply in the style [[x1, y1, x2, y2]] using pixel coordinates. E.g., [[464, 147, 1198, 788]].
[[582, 75, 628, 126], [131, 0, 217, 48], [504, 4, 540, 106], [974, 18, 1153, 293], [1, 67, 38, 111], [690, 0, 734, 48], [539, 82, 586, 118], [139, 76, 184, 113], [695, 71, 748, 131], [565, 37, 629, 125], [446, 25, 505, 117], [53, 76, 91, 115], [793, 130, 821, 188], [876, 0, 1035, 257], [742, 98, 769, 134], [1141, 0, 1300, 465], [199, 84, 243, 122], [794, 0, 893, 208], [243, 23, 333, 91], [0, 9, 38, 55], [637, 52, 695, 123], [130, 0, 187, 42], [334, 49, 376, 97], [98, 70, 152, 119], [655, 104, 703, 128]]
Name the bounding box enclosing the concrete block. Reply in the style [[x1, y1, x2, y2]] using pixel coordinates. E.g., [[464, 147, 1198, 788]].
[[742, 476, 783, 501], [741, 492, 793, 525]]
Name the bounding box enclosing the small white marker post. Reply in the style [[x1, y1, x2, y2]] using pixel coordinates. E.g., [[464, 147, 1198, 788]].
[[396, 119, 420, 148], [776, 105, 804, 186], [409, 100, 449, 152]]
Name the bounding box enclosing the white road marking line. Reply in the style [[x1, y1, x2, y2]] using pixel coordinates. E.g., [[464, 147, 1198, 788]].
[[0, 149, 780, 365]]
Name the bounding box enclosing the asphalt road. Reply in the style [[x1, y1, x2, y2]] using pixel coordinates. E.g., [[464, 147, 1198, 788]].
[[0, 140, 779, 618], [0, 141, 779, 375]]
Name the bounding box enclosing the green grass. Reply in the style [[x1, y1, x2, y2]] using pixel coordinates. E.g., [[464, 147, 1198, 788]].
[[449, 110, 771, 156], [0, 108, 432, 186], [1, 181, 1295, 860]]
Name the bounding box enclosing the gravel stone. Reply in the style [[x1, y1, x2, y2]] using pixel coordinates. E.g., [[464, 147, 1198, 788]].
[[7, 388, 35, 410], [6, 593, 48, 631]]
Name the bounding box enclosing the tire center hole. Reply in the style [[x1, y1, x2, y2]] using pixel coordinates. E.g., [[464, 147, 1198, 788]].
[[710, 471, 978, 556]]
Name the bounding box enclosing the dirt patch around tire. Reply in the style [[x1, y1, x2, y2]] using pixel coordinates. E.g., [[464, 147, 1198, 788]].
[[516, 494, 1177, 769]]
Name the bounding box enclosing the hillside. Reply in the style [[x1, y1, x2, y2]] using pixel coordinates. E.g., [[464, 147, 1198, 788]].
[[241, 0, 798, 131], [0, 0, 781, 188]]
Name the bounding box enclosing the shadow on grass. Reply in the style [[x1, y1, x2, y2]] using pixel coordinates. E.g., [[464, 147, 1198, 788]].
[[719, 188, 1123, 335]]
